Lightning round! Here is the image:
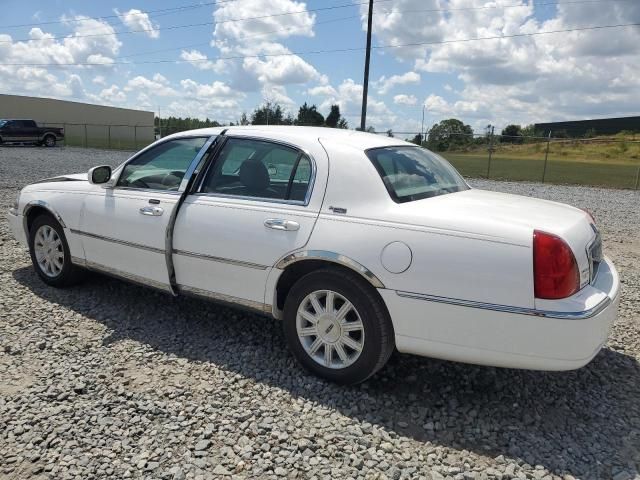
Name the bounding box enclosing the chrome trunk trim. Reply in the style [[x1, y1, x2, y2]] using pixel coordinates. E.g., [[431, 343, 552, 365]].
[[395, 290, 612, 320]]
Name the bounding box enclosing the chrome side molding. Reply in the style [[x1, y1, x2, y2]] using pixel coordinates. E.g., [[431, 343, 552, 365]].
[[173, 249, 268, 270], [276, 250, 385, 289], [69, 229, 165, 255], [395, 290, 613, 320], [177, 284, 271, 314]]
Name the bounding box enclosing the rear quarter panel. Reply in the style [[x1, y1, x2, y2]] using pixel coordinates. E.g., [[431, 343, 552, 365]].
[[305, 216, 534, 308]]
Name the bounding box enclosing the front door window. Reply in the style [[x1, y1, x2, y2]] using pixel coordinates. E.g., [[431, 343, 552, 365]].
[[117, 137, 208, 191]]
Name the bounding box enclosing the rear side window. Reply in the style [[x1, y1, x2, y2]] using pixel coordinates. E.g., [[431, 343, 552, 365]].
[[200, 138, 312, 202], [366, 146, 468, 203]]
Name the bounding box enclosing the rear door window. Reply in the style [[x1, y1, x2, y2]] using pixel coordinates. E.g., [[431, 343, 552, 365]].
[[200, 138, 312, 202]]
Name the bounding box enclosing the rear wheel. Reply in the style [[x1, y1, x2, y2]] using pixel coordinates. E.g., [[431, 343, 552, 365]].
[[28, 215, 83, 287], [43, 135, 56, 147], [283, 268, 394, 384]]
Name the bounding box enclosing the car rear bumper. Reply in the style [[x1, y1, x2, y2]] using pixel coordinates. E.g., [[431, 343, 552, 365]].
[[8, 209, 28, 246], [381, 256, 620, 371]]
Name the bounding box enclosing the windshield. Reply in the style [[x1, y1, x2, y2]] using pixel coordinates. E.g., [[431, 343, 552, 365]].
[[0, 120, 7, 127], [366, 146, 469, 203]]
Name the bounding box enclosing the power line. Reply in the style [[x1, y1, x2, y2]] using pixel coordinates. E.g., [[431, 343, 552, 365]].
[[2, 22, 638, 67], [0, 0, 626, 44], [0, 0, 241, 29], [374, 0, 633, 15], [118, 14, 359, 60], [0, 0, 391, 44]]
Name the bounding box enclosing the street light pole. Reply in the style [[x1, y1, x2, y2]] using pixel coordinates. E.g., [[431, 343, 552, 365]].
[[360, 0, 374, 131]]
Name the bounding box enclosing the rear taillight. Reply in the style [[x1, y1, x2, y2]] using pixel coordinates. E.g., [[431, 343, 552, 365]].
[[533, 230, 580, 299]]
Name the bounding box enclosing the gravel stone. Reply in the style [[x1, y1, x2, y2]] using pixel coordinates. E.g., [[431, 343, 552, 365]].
[[0, 147, 639, 479]]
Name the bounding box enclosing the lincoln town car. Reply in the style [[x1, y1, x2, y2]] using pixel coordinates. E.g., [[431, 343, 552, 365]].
[[7, 126, 619, 384]]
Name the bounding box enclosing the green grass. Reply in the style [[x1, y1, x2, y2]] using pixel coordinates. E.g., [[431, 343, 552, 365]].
[[441, 152, 640, 190], [438, 133, 640, 189]]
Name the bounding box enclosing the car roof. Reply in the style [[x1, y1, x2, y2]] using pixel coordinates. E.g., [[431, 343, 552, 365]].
[[165, 125, 415, 151]]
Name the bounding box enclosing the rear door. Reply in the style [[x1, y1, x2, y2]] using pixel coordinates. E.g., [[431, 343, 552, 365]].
[[20, 120, 39, 142], [172, 136, 321, 308]]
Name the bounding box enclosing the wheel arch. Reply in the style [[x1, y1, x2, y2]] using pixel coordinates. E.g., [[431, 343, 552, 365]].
[[272, 251, 386, 316], [23, 201, 67, 236]]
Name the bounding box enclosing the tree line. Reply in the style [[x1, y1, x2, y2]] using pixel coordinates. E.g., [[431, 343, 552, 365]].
[[155, 102, 577, 153], [156, 102, 348, 136]]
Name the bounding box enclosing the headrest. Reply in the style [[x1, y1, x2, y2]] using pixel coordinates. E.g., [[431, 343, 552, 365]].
[[239, 159, 270, 192]]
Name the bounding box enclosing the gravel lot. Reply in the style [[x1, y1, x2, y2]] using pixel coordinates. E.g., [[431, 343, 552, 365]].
[[1, 146, 639, 480]]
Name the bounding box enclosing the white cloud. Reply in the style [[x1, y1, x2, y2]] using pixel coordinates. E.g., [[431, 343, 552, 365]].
[[424, 94, 449, 114], [375, 71, 420, 94], [262, 85, 296, 108], [307, 85, 338, 97], [208, 0, 321, 91], [115, 9, 159, 39], [125, 74, 177, 97], [0, 16, 121, 101], [99, 85, 127, 103], [213, 0, 315, 46], [242, 44, 323, 85], [393, 94, 417, 105], [179, 49, 226, 73], [364, 0, 640, 127]]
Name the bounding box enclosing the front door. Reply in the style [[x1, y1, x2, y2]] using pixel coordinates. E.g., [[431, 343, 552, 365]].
[[77, 136, 211, 289], [172, 137, 320, 307]]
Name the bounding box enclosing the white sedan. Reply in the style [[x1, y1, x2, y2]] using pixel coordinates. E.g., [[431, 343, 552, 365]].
[[8, 126, 620, 384]]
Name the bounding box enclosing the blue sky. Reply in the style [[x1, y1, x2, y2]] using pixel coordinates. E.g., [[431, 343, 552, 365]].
[[1, 0, 639, 133]]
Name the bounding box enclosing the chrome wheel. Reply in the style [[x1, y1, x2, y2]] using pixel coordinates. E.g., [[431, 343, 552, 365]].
[[33, 225, 64, 277], [44, 136, 55, 147], [296, 290, 365, 369]]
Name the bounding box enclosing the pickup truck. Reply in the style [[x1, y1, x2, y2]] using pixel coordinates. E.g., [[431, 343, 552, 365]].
[[0, 119, 64, 147]]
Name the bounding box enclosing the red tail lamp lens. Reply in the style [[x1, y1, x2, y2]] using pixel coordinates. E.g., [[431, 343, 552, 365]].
[[533, 230, 580, 299]]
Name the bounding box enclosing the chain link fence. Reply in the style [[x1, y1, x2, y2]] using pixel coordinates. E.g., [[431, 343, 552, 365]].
[[24, 122, 640, 190], [39, 122, 155, 150], [384, 131, 640, 190]]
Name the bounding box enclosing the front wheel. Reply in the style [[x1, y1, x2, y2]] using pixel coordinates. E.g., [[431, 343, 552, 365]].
[[28, 215, 83, 287], [43, 135, 56, 147], [283, 268, 395, 384]]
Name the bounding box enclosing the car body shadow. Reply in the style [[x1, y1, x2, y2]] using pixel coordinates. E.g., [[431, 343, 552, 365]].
[[12, 266, 640, 479]]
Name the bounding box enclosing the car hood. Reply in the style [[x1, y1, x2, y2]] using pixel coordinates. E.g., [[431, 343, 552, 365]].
[[390, 188, 595, 248], [35, 173, 88, 183]]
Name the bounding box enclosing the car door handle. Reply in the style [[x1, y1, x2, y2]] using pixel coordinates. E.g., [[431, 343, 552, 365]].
[[139, 206, 164, 216], [264, 218, 300, 231]]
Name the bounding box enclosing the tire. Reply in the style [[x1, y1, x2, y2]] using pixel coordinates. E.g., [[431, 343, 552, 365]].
[[28, 214, 83, 287], [43, 135, 56, 147], [283, 268, 395, 384]]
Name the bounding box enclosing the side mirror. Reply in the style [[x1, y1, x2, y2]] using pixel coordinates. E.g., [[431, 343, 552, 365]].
[[88, 165, 112, 184]]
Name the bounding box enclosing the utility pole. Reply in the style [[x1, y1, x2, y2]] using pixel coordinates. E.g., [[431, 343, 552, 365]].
[[486, 125, 495, 178], [360, 0, 374, 131], [421, 104, 425, 146], [158, 106, 162, 138], [542, 130, 552, 183]]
